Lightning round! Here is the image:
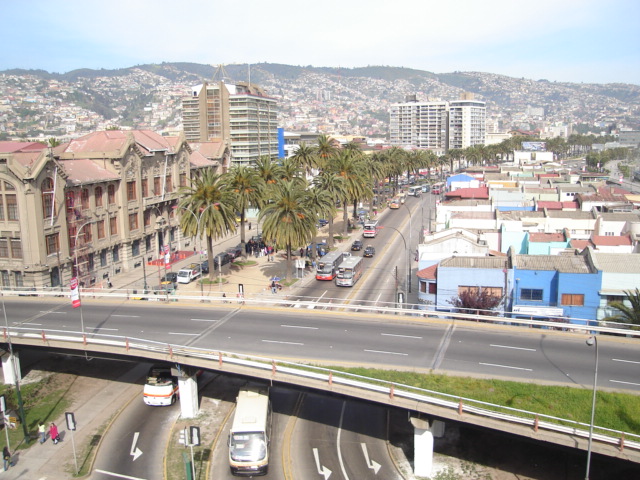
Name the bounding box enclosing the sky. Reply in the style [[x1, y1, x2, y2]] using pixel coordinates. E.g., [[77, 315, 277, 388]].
[[3, 0, 639, 85]]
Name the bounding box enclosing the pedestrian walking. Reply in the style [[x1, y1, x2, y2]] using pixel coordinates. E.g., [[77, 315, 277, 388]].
[[39, 422, 46, 444], [3, 446, 12, 470], [50, 422, 59, 444], [271, 280, 277, 294]]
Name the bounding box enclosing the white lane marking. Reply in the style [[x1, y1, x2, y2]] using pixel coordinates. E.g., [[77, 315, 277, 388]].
[[480, 362, 532, 371], [337, 401, 349, 480], [168, 332, 199, 336], [312, 448, 332, 479], [21, 322, 42, 326], [96, 328, 118, 331], [40, 311, 66, 314], [364, 349, 408, 356], [112, 314, 140, 318], [262, 340, 304, 346], [610, 379, 640, 387], [281, 325, 318, 330], [130, 431, 143, 461], [361, 443, 381, 474], [490, 344, 536, 352], [190, 318, 219, 322], [94, 469, 147, 480], [381, 333, 422, 339], [612, 358, 640, 365]]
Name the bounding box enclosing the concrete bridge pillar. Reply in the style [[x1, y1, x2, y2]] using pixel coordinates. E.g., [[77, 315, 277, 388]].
[[178, 370, 199, 418], [1, 351, 21, 386], [410, 416, 445, 477]]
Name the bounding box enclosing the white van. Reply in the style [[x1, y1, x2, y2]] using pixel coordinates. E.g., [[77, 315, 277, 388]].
[[177, 264, 201, 284]]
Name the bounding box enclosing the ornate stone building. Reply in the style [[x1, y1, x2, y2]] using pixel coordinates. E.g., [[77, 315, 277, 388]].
[[0, 130, 228, 290]]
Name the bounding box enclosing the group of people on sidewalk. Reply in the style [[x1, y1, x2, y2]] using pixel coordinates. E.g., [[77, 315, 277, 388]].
[[2, 422, 61, 471]]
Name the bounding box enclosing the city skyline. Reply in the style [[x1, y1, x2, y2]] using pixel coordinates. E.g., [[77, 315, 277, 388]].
[[3, 0, 639, 86]]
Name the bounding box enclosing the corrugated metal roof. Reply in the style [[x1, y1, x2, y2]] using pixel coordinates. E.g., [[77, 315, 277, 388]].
[[514, 254, 594, 273], [440, 256, 508, 269], [63, 159, 119, 185], [591, 252, 640, 273]]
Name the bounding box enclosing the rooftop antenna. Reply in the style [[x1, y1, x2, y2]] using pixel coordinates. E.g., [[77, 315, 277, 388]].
[[212, 64, 232, 83]]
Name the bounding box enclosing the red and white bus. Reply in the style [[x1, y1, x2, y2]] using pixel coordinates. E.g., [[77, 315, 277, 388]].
[[315, 251, 346, 280], [363, 220, 378, 238], [431, 182, 444, 195]]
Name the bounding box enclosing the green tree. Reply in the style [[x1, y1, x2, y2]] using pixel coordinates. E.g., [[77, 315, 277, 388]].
[[178, 170, 237, 280], [312, 170, 346, 249], [603, 288, 640, 326], [315, 134, 339, 168], [326, 149, 369, 236], [259, 180, 317, 281], [223, 165, 265, 253], [290, 142, 318, 179]]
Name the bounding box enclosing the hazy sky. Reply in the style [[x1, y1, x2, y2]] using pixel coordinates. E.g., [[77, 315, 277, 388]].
[[3, 0, 639, 85]]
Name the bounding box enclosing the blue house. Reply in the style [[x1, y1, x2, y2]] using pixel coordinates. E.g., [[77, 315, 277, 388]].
[[435, 256, 510, 313], [511, 251, 601, 325]]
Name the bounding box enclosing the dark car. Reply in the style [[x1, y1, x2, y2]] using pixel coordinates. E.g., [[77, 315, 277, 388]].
[[200, 261, 210, 274], [160, 272, 178, 289], [317, 219, 329, 227], [363, 245, 375, 257], [351, 240, 363, 251], [227, 247, 243, 259], [213, 252, 233, 268]]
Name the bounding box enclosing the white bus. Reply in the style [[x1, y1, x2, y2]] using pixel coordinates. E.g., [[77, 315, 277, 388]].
[[228, 388, 272, 476], [363, 220, 378, 238], [335, 256, 364, 287], [316, 250, 346, 280], [407, 186, 422, 197]]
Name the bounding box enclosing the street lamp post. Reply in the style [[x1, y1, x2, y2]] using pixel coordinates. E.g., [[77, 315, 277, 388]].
[[176, 205, 216, 298], [73, 220, 94, 336], [381, 225, 411, 295], [585, 335, 599, 480]]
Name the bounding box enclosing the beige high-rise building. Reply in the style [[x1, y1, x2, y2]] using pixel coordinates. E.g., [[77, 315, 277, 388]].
[[182, 80, 279, 166]]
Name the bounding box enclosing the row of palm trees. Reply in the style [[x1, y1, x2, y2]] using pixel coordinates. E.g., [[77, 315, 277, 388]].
[[176, 133, 612, 281]]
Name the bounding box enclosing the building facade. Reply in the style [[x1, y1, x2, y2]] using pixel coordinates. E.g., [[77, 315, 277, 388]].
[[390, 94, 486, 151], [182, 80, 279, 166], [0, 130, 220, 291]]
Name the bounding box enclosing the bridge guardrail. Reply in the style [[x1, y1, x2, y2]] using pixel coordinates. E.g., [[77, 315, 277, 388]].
[[4, 326, 639, 460], [2, 288, 638, 338]]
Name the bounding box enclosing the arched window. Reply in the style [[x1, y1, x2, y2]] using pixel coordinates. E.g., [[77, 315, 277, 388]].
[[42, 177, 56, 218], [95, 186, 103, 208]]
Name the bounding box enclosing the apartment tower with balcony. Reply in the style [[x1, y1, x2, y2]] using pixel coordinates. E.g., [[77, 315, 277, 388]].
[[182, 80, 278, 166]]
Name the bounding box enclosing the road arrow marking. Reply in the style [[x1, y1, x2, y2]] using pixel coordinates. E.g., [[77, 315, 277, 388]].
[[130, 432, 143, 461], [312, 448, 332, 479], [361, 443, 381, 474]]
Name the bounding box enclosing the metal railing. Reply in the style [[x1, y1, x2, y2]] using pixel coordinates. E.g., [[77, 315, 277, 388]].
[[3, 324, 639, 462], [2, 287, 638, 339]]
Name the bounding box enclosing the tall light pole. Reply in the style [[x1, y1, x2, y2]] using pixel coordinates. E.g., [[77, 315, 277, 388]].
[[585, 335, 599, 480], [176, 204, 217, 297], [73, 219, 94, 336], [380, 225, 411, 294]]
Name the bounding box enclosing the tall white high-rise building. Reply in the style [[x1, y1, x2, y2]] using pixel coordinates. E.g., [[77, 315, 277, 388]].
[[182, 80, 279, 166], [390, 94, 486, 151]]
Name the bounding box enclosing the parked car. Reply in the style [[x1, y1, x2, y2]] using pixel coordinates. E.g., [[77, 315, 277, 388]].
[[213, 253, 233, 268], [200, 261, 210, 274], [227, 247, 243, 259], [363, 245, 375, 257], [161, 272, 178, 286], [177, 264, 201, 284], [351, 240, 363, 251], [317, 219, 329, 227]]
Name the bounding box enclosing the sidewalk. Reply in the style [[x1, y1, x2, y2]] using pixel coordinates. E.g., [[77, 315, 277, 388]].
[[102, 218, 359, 299]]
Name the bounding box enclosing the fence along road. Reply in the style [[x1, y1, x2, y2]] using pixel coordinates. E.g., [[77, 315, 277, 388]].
[[2, 290, 639, 465]]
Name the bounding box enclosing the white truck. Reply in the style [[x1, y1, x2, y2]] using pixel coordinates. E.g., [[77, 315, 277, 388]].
[[143, 365, 179, 406]]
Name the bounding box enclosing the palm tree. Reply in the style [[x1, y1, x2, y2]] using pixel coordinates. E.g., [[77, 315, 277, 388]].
[[259, 180, 317, 281], [279, 157, 305, 185], [303, 184, 336, 260], [603, 288, 640, 326], [290, 142, 318, 180], [223, 165, 265, 254], [312, 170, 346, 249], [178, 170, 237, 280], [315, 134, 339, 168], [254, 155, 283, 194], [326, 149, 370, 236]]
